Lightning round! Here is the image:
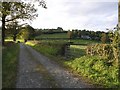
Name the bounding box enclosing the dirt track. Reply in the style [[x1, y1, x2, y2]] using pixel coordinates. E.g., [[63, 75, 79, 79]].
[[16, 43, 94, 88]]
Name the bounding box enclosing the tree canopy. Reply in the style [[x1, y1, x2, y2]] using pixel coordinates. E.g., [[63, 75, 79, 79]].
[[1, 0, 47, 45]]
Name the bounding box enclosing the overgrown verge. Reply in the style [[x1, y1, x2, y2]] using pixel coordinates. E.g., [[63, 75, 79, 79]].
[[86, 44, 119, 65], [26, 40, 67, 56], [2, 41, 20, 88], [26, 41, 120, 88], [64, 55, 119, 88]]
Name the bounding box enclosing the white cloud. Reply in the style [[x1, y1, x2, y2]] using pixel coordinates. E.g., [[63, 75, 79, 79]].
[[29, 0, 118, 31]]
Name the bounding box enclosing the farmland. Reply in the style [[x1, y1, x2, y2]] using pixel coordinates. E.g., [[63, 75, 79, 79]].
[[2, 1, 120, 88], [26, 34, 120, 88], [3, 32, 120, 88], [35, 33, 68, 39]]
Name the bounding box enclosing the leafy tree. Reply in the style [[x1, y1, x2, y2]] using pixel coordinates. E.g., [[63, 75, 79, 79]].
[[72, 30, 78, 38], [1, 0, 47, 45], [25, 25, 35, 39], [5, 20, 27, 41], [18, 27, 29, 42], [78, 30, 81, 38]]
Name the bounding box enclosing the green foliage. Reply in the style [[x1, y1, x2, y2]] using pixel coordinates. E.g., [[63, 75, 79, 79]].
[[64, 56, 119, 87], [1, 1, 47, 45], [26, 39, 119, 88], [33, 44, 58, 56], [2, 42, 19, 88], [18, 27, 29, 40], [70, 45, 86, 58], [27, 40, 67, 56]]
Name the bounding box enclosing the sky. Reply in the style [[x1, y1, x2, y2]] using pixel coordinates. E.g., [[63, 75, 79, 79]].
[[0, 0, 118, 32], [26, 0, 118, 32]]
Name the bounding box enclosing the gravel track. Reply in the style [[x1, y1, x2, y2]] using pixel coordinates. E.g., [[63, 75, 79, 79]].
[[16, 43, 94, 88]]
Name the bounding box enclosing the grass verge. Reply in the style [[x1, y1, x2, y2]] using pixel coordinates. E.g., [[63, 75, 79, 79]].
[[26, 40, 120, 88], [2, 41, 20, 88]]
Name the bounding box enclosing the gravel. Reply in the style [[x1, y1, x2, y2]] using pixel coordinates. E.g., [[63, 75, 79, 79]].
[[16, 43, 94, 88], [16, 43, 55, 88]]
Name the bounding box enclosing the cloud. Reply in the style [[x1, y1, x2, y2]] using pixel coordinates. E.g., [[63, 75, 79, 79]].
[[30, 0, 118, 31]]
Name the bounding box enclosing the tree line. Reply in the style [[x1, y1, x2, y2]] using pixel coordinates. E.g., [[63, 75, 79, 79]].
[[67, 29, 111, 43]]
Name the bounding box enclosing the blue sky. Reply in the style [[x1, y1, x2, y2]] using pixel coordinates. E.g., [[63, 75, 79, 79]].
[[27, 0, 118, 32]]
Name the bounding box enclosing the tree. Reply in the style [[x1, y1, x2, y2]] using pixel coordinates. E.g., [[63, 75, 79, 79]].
[[1, 0, 47, 45], [18, 27, 29, 42], [78, 30, 81, 38], [25, 25, 35, 39], [5, 20, 27, 41], [6, 20, 19, 41]]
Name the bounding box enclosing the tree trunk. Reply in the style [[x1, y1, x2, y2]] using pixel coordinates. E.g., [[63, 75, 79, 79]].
[[2, 14, 6, 46], [13, 35, 16, 42]]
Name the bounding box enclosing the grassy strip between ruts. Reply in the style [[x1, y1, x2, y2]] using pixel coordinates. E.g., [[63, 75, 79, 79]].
[[2, 41, 20, 88], [26, 41, 120, 88]]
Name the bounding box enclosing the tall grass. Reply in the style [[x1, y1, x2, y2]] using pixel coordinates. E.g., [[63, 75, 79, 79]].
[[2, 42, 19, 88]]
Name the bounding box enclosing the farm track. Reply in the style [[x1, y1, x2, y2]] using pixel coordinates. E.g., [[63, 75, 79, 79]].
[[16, 43, 94, 88]]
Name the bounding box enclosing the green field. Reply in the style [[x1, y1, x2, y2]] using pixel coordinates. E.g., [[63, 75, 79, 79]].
[[35, 33, 68, 39], [70, 45, 86, 58]]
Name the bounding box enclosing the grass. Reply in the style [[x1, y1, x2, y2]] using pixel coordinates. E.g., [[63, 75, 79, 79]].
[[70, 45, 86, 58], [70, 39, 101, 44], [26, 40, 66, 56], [2, 41, 20, 88], [26, 40, 119, 88], [35, 33, 68, 39], [64, 56, 119, 88]]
